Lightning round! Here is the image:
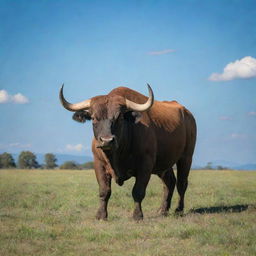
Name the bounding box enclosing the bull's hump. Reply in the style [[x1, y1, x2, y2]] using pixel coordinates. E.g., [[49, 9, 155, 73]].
[[149, 100, 185, 131], [108, 87, 148, 103], [161, 100, 181, 106]]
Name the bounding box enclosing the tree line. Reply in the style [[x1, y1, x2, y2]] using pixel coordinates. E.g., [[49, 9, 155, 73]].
[[202, 162, 229, 170], [0, 152, 229, 171], [0, 151, 94, 170]]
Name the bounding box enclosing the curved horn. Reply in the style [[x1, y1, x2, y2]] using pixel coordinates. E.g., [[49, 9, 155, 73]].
[[59, 84, 91, 111], [125, 84, 154, 112]]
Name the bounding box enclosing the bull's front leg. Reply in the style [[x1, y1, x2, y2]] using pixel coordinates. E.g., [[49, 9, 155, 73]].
[[94, 161, 112, 220], [132, 168, 151, 221]]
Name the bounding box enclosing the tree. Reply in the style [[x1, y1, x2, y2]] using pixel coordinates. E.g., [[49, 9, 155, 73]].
[[0, 152, 16, 168], [44, 153, 57, 169], [59, 161, 79, 170], [18, 151, 39, 169], [205, 162, 213, 170], [216, 165, 228, 170], [81, 161, 94, 170]]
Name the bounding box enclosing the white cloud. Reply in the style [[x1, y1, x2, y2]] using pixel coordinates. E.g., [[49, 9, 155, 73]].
[[65, 144, 84, 152], [0, 89, 29, 104], [14, 143, 31, 148], [219, 116, 232, 121], [248, 111, 256, 116], [9, 142, 32, 148], [0, 90, 9, 103], [0, 142, 32, 150], [230, 133, 247, 140], [148, 49, 176, 55], [209, 56, 256, 81], [12, 93, 29, 104]]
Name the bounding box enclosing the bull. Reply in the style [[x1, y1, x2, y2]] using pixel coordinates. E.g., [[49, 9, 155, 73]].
[[59, 84, 196, 220]]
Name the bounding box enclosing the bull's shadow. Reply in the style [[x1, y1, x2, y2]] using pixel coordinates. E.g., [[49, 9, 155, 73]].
[[189, 204, 253, 214]]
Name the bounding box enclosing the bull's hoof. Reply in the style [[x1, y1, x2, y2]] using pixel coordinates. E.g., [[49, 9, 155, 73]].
[[133, 214, 143, 221], [160, 210, 169, 217], [157, 207, 169, 217], [174, 207, 184, 216], [133, 210, 143, 221], [96, 209, 108, 221]]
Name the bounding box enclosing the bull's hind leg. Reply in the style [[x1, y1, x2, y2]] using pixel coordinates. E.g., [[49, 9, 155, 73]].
[[157, 168, 176, 216], [175, 156, 192, 213]]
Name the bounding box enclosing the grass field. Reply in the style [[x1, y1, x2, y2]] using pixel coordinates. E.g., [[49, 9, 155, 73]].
[[0, 169, 255, 256]]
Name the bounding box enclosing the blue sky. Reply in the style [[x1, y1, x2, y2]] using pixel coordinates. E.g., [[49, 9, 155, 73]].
[[1, 0, 256, 165]]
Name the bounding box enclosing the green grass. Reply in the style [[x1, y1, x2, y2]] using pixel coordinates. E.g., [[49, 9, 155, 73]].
[[0, 169, 255, 256]]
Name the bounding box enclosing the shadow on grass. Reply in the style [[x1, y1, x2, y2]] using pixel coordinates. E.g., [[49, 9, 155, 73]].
[[189, 204, 253, 214]]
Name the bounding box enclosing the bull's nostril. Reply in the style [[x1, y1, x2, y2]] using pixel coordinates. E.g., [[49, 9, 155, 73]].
[[100, 136, 114, 142], [98, 136, 116, 150]]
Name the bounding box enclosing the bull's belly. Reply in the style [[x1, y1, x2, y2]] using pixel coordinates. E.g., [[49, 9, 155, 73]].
[[152, 158, 176, 174], [152, 140, 185, 174]]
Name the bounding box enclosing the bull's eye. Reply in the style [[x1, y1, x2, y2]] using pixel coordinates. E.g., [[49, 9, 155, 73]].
[[124, 111, 135, 122], [92, 118, 99, 127]]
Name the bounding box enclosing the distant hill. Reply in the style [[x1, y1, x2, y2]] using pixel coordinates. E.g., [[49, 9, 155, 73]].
[[211, 160, 256, 170], [12, 153, 93, 165], [234, 164, 256, 171], [47, 154, 93, 165], [192, 160, 256, 171]]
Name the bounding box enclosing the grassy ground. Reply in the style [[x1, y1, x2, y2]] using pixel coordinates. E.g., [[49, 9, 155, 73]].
[[0, 169, 255, 256]]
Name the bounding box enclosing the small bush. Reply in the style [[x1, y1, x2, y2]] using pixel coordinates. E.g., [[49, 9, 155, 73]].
[[59, 161, 79, 170]]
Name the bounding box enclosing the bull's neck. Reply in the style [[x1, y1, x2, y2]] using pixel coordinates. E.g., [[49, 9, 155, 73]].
[[104, 123, 133, 177]]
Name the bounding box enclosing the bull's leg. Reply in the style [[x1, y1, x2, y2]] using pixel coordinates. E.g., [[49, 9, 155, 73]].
[[175, 156, 192, 213], [132, 172, 151, 221], [157, 168, 176, 216], [94, 162, 112, 220]]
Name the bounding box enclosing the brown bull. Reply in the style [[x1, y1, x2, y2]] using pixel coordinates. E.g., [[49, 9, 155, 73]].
[[59, 84, 196, 220]]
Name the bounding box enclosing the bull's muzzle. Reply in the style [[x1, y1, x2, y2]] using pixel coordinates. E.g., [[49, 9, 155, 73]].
[[97, 136, 116, 150]]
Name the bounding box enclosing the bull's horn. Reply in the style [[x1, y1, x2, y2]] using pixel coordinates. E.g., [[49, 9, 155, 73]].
[[125, 84, 154, 112], [59, 84, 91, 111]]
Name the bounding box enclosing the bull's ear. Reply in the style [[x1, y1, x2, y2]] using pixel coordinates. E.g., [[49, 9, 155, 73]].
[[124, 111, 142, 124], [72, 110, 91, 123], [132, 111, 142, 124]]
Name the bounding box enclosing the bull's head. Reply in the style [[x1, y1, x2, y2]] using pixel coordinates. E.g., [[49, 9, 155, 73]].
[[59, 85, 154, 151]]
